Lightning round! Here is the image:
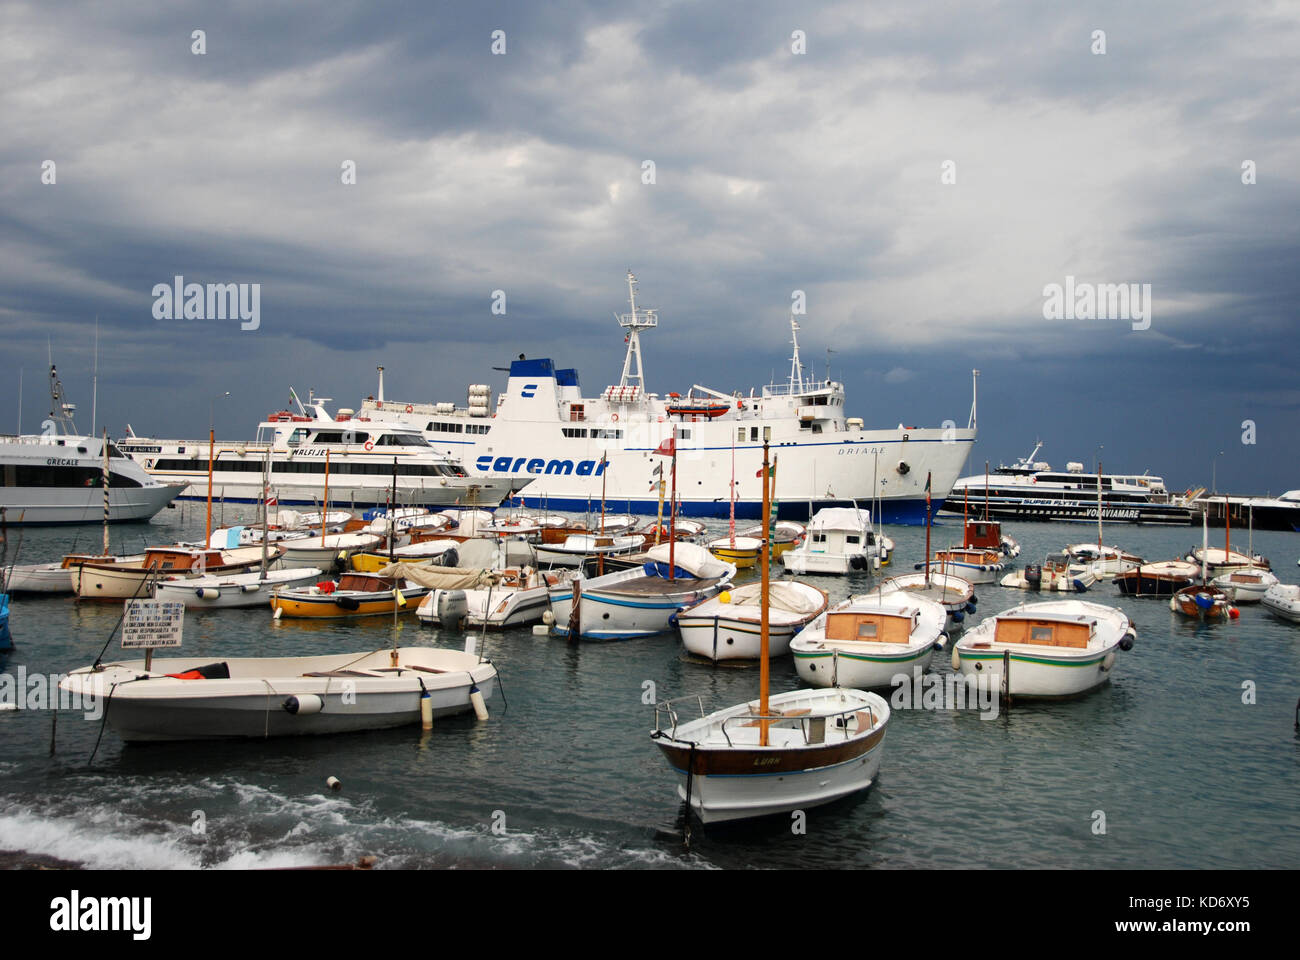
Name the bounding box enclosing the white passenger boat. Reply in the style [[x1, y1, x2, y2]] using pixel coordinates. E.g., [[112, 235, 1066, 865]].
[[154, 567, 326, 609], [676, 580, 828, 662], [942, 442, 1190, 525], [1261, 583, 1300, 623], [359, 273, 976, 523], [780, 508, 881, 575], [952, 600, 1135, 698], [58, 646, 498, 742], [0, 366, 182, 525], [117, 395, 510, 509], [791, 593, 947, 689], [549, 541, 735, 640]]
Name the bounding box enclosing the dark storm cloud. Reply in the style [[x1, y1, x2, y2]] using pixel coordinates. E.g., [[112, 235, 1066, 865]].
[[1, 0, 1297, 492]]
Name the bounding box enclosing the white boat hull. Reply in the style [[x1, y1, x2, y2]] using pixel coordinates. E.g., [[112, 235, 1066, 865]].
[[153, 568, 325, 608]]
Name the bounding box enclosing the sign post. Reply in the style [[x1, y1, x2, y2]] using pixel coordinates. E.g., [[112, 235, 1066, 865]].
[[121, 599, 185, 671]]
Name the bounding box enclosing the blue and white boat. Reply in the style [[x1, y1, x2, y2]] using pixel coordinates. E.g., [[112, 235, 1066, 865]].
[[359, 273, 977, 523], [549, 542, 735, 640]]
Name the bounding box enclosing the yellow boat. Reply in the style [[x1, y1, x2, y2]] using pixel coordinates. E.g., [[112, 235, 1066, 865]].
[[270, 573, 429, 619], [349, 540, 460, 573], [706, 535, 762, 569]]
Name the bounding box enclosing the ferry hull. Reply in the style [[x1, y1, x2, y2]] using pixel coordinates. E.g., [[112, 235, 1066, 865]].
[[0, 484, 181, 526]]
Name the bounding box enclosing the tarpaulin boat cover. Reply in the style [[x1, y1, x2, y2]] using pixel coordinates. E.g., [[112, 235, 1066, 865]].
[[720, 581, 823, 615], [645, 542, 731, 580], [375, 563, 500, 589]]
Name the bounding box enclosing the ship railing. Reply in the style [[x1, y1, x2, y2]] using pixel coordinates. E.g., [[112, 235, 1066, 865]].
[[719, 702, 877, 746], [761, 378, 837, 397], [652, 694, 708, 741]]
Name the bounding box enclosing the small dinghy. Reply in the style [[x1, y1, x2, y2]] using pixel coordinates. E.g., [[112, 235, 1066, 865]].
[[535, 533, 646, 567], [1212, 566, 1279, 604], [1261, 583, 1300, 624], [791, 592, 947, 689], [549, 541, 735, 640], [155, 567, 325, 609], [280, 533, 382, 572], [952, 600, 1135, 698], [417, 565, 579, 629], [350, 539, 461, 573], [75, 546, 274, 599], [677, 580, 828, 662], [58, 646, 498, 742], [920, 547, 1005, 583], [1170, 584, 1237, 620], [877, 572, 976, 628], [1000, 558, 1096, 593], [705, 535, 763, 569]]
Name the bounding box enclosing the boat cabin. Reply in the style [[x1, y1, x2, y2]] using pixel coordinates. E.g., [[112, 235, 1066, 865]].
[[993, 612, 1095, 648], [825, 606, 919, 643], [337, 573, 393, 592], [143, 548, 225, 571], [963, 520, 1003, 550]]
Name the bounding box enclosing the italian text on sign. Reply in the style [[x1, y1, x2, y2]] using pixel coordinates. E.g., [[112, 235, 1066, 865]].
[[121, 600, 185, 649]]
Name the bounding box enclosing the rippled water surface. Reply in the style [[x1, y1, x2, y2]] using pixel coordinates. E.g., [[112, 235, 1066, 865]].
[[2, 505, 1298, 869]]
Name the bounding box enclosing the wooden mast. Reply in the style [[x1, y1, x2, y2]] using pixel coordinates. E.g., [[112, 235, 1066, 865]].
[[760, 426, 771, 747], [205, 425, 215, 549]]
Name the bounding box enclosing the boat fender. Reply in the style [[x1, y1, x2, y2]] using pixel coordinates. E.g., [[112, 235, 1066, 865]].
[[283, 694, 324, 716], [967, 595, 977, 608], [469, 680, 489, 720], [951, 647, 961, 670], [240, 583, 261, 593], [1102, 651, 1116, 671], [849, 556, 866, 571], [935, 632, 948, 651], [950, 609, 965, 623], [196, 586, 220, 600], [419, 679, 433, 730], [336, 595, 361, 611], [964, 601, 977, 614], [1228, 606, 1240, 620], [1119, 628, 1136, 651], [872, 556, 880, 570], [542, 610, 555, 625], [327, 776, 342, 790]]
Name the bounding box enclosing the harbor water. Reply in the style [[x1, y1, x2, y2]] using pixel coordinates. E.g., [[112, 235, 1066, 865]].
[[2, 505, 1298, 869]]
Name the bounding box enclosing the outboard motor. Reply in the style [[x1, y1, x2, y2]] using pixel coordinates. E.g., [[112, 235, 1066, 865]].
[[1025, 563, 1043, 591], [435, 589, 469, 630]]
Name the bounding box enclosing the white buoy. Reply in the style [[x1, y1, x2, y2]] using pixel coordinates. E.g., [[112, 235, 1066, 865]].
[[951, 647, 962, 670], [463, 636, 477, 656], [531, 624, 550, 637], [541, 610, 555, 625], [197, 586, 220, 600], [273, 605, 284, 620], [420, 691, 433, 730], [326, 776, 341, 791], [469, 683, 489, 720], [283, 693, 324, 715]]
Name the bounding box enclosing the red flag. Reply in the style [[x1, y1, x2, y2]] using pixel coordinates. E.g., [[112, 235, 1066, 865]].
[[653, 436, 675, 456]]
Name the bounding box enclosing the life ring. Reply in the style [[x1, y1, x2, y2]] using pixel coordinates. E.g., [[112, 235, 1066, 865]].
[[364, 440, 374, 451], [736, 400, 744, 410], [405, 404, 413, 413], [657, 415, 664, 423], [611, 413, 619, 422], [376, 401, 383, 409]]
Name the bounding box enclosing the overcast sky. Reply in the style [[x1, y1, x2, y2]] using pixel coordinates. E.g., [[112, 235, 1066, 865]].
[[3, 1, 1298, 494]]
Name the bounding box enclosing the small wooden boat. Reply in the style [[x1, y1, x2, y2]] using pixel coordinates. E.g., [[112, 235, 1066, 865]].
[[1211, 566, 1279, 604], [417, 565, 578, 628], [279, 533, 382, 572], [75, 546, 272, 600], [58, 646, 497, 741], [953, 600, 1136, 698], [737, 521, 805, 559], [154, 567, 326, 609], [637, 519, 707, 544], [877, 572, 976, 628], [791, 593, 947, 689], [350, 539, 460, 573], [1114, 560, 1199, 597], [270, 572, 430, 619], [5, 553, 129, 594], [1261, 583, 1300, 624], [549, 541, 734, 639], [1170, 584, 1236, 620], [921, 547, 1005, 583], [677, 580, 828, 662], [535, 533, 646, 567], [705, 535, 763, 569]]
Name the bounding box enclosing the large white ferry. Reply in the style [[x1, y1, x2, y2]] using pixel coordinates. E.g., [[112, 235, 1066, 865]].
[[942, 442, 1192, 525], [361, 273, 977, 523], [118, 395, 511, 510], [0, 366, 182, 525]]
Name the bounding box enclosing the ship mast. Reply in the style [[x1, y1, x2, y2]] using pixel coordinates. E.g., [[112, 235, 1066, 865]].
[[788, 317, 805, 392], [616, 271, 657, 391]]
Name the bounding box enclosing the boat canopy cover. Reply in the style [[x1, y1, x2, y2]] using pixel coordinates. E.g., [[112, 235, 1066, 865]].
[[646, 542, 731, 579], [808, 508, 871, 531], [205, 527, 245, 550], [376, 563, 498, 589], [723, 582, 823, 615]]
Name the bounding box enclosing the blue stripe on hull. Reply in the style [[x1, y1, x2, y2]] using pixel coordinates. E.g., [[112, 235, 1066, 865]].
[[516, 496, 941, 525]]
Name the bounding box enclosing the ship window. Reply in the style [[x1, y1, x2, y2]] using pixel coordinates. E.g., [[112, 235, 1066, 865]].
[[569, 404, 585, 422], [737, 428, 745, 442], [846, 535, 859, 544], [1031, 626, 1053, 643], [812, 533, 826, 543], [679, 429, 691, 440], [562, 427, 587, 438], [750, 428, 759, 441], [857, 622, 877, 638]]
